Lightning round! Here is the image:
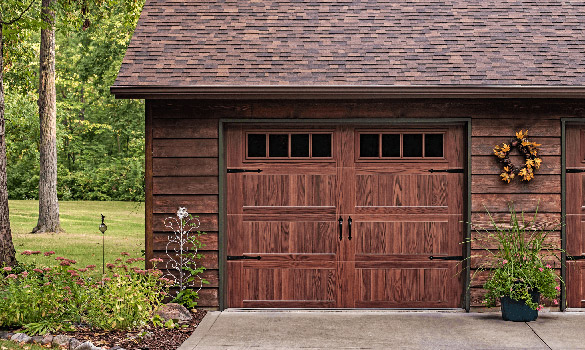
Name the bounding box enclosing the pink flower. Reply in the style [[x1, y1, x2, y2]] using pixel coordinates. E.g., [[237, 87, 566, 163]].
[[126, 258, 135, 264], [106, 263, 115, 269], [102, 277, 112, 282], [43, 267, 52, 272], [502, 259, 508, 265], [2, 267, 12, 272], [21, 271, 28, 276], [63, 286, 71, 291], [55, 256, 66, 261], [21, 250, 33, 255], [149, 258, 163, 263], [69, 260, 77, 264], [555, 286, 561, 292], [33, 268, 43, 273], [31, 251, 41, 255], [86, 265, 96, 269], [121, 252, 130, 256], [60, 261, 72, 266], [115, 258, 123, 262], [537, 304, 544, 311], [136, 257, 145, 262], [44, 251, 55, 256], [539, 268, 544, 272], [44, 282, 51, 286], [6, 274, 17, 279], [546, 264, 552, 269], [78, 268, 88, 272], [554, 299, 559, 305]]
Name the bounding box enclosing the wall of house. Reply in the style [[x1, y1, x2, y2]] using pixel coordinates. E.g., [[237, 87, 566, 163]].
[[146, 98, 585, 309]]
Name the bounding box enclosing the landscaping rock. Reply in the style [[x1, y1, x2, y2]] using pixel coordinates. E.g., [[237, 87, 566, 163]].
[[42, 334, 54, 345], [69, 337, 82, 350], [155, 303, 192, 323], [74, 341, 101, 350], [53, 334, 72, 347], [109, 347, 125, 350], [4, 332, 14, 340], [11, 333, 32, 343], [32, 335, 44, 344], [0, 331, 10, 340]]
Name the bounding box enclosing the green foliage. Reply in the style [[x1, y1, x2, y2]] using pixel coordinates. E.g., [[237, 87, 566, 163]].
[[0, 251, 170, 334], [3, 0, 146, 202], [470, 206, 563, 310]]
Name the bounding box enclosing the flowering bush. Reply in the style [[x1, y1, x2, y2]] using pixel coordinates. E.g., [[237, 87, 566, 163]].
[[0, 251, 172, 334], [471, 206, 563, 310]]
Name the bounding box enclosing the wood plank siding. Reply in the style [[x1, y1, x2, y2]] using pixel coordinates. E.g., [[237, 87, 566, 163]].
[[148, 98, 585, 309]]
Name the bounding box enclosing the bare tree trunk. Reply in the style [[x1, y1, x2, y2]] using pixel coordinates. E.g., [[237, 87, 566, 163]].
[[33, 0, 60, 233], [0, 19, 17, 266]]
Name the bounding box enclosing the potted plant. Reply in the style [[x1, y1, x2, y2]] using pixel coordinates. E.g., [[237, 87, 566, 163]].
[[470, 206, 563, 321]]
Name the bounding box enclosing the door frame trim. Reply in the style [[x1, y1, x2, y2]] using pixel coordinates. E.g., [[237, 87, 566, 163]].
[[218, 118, 472, 311], [561, 118, 585, 311]]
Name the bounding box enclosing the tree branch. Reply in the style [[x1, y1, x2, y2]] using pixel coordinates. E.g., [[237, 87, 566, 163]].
[[1, 0, 35, 26]]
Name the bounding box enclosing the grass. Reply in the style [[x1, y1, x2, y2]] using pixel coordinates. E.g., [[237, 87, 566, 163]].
[[9, 200, 144, 272], [0, 339, 57, 350]]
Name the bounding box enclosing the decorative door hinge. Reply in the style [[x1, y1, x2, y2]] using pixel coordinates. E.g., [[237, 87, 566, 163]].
[[227, 255, 262, 260], [429, 255, 464, 261], [428, 169, 464, 173], [566, 169, 585, 173], [567, 255, 585, 260], [227, 169, 263, 173]]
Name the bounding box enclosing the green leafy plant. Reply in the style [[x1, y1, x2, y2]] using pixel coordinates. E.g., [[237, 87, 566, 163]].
[[0, 251, 172, 334], [469, 206, 563, 310], [171, 234, 210, 308]]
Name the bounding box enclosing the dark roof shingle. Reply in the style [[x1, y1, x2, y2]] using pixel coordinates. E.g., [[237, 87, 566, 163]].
[[114, 0, 585, 87]]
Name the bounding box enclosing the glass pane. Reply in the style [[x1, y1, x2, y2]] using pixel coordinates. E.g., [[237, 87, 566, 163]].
[[382, 134, 400, 157], [360, 134, 379, 157], [312, 134, 332, 157], [291, 134, 310, 157], [269, 134, 289, 157], [403, 134, 423, 157], [425, 134, 444, 157], [247, 134, 266, 157]]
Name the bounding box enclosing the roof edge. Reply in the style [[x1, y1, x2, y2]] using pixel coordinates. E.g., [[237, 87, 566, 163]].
[[110, 85, 585, 99]]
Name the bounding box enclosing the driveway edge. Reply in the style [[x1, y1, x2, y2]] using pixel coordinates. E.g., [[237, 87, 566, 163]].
[[177, 311, 221, 350]]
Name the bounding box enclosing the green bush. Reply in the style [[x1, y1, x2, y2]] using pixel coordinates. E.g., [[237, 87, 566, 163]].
[[0, 251, 171, 334]]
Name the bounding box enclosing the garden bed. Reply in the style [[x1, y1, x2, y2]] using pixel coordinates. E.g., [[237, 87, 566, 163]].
[[1, 309, 207, 350]]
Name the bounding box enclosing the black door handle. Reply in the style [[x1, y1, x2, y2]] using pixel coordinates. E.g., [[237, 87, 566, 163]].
[[338, 216, 343, 241], [348, 216, 352, 240]]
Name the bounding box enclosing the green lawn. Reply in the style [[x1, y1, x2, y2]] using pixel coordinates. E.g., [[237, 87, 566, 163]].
[[9, 200, 144, 270]]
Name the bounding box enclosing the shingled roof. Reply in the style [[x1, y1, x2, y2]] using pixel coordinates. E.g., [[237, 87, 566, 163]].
[[113, 0, 585, 94]]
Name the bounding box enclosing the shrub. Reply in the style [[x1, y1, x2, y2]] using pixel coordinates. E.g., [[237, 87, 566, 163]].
[[0, 251, 171, 334]]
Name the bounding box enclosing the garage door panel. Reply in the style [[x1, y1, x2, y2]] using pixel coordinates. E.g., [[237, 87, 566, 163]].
[[243, 174, 336, 207], [241, 221, 337, 254], [241, 267, 336, 306], [354, 263, 460, 308], [567, 262, 585, 308], [355, 174, 448, 207], [355, 221, 451, 255]]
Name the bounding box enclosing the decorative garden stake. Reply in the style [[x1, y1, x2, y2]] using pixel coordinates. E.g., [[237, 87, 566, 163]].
[[163, 207, 204, 294], [99, 214, 107, 275]]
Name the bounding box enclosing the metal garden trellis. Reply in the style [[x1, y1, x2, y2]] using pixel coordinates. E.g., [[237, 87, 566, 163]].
[[162, 207, 204, 294]]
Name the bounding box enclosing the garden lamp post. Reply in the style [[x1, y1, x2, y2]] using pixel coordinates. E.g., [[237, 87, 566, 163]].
[[99, 214, 107, 275]]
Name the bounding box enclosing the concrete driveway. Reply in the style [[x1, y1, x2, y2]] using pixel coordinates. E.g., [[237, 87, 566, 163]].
[[178, 310, 585, 350]]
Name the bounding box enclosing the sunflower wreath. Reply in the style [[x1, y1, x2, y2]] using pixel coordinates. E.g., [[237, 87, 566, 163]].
[[493, 130, 542, 183]]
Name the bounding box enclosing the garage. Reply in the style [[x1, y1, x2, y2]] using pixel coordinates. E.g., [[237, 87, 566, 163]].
[[225, 124, 466, 308]]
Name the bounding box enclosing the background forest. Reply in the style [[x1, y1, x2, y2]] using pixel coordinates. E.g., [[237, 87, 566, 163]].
[[4, 0, 145, 202]]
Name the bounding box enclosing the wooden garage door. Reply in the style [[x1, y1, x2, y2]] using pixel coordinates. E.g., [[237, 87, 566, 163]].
[[566, 125, 585, 308], [226, 124, 465, 308]]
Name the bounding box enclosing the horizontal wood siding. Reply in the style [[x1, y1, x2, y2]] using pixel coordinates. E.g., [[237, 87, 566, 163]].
[[148, 98, 585, 310], [150, 111, 219, 308]]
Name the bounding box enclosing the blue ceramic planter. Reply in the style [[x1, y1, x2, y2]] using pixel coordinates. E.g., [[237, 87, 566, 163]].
[[500, 291, 540, 322]]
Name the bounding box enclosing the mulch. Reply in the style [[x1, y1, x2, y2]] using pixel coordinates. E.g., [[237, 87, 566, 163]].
[[63, 309, 207, 350]]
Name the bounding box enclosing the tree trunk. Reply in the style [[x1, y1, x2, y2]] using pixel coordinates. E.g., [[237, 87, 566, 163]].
[[33, 0, 60, 233], [0, 19, 17, 266]]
